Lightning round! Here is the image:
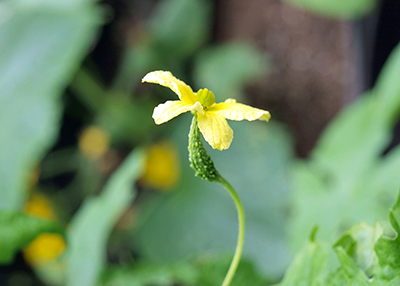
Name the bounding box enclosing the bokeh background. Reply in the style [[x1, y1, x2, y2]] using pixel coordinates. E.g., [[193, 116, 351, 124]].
[[1, 0, 400, 285]]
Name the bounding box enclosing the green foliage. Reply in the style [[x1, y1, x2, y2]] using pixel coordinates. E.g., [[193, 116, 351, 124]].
[[149, 0, 211, 60], [0, 0, 100, 210], [0, 211, 64, 264], [100, 262, 197, 286], [273, 229, 329, 286], [134, 117, 293, 278], [276, 191, 400, 285], [66, 149, 145, 286], [71, 69, 157, 145], [375, 193, 400, 280], [334, 222, 383, 277], [289, 42, 400, 250], [193, 42, 268, 101], [283, 0, 378, 19], [196, 256, 270, 286], [99, 255, 267, 286]]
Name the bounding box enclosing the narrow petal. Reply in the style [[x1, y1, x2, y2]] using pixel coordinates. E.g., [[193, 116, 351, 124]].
[[197, 112, 233, 151], [153, 101, 198, 125], [208, 99, 271, 122], [142, 71, 197, 104]]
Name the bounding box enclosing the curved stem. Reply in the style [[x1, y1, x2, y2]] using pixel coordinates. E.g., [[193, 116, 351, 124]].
[[218, 176, 245, 286]]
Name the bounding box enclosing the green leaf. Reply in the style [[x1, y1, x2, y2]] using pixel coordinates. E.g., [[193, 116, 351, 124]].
[[375, 192, 400, 279], [283, 0, 378, 19], [99, 262, 197, 286], [0, 211, 64, 264], [332, 247, 370, 284], [273, 233, 329, 286], [196, 256, 270, 286], [334, 222, 383, 277], [134, 117, 293, 278], [149, 0, 211, 59], [0, 0, 100, 210], [193, 42, 268, 101], [279, 191, 400, 285], [311, 42, 400, 183], [289, 43, 400, 249], [66, 149, 145, 286]]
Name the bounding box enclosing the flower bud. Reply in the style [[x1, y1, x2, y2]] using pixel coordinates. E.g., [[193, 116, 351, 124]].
[[188, 116, 221, 182], [197, 88, 215, 108]]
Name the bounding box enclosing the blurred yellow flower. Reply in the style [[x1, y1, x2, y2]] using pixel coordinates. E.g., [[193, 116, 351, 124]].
[[24, 193, 56, 220], [23, 233, 66, 266], [78, 125, 110, 160], [23, 193, 66, 266], [142, 70, 270, 150], [141, 141, 180, 191]]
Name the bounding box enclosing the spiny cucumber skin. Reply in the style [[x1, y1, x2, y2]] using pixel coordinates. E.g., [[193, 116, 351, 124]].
[[188, 116, 221, 182]]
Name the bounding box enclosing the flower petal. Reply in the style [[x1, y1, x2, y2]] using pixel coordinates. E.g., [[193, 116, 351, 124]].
[[153, 101, 201, 125], [208, 99, 271, 122], [197, 112, 233, 150], [142, 71, 197, 104]]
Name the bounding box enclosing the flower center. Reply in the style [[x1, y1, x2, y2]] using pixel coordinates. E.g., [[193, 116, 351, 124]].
[[197, 88, 215, 108]]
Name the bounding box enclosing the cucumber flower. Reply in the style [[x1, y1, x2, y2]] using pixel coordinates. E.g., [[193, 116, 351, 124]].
[[143, 71, 270, 150]]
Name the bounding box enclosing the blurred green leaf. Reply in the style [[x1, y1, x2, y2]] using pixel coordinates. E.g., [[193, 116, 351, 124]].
[[273, 231, 329, 286], [71, 69, 157, 145], [196, 255, 270, 286], [193, 42, 268, 101], [289, 43, 400, 249], [67, 149, 145, 286], [134, 117, 293, 278], [100, 262, 197, 286], [0, 211, 64, 264], [0, 1, 100, 210], [283, 0, 378, 19], [278, 192, 400, 285], [149, 0, 211, 60], [96, 94, 156, 145]]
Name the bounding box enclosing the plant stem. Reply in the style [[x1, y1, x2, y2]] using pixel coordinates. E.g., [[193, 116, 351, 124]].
[[218, 176, 245, 286]]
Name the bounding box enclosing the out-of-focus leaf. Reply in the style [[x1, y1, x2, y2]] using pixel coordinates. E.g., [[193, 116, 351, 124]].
[[111, 43, 160, 93], [149, 0, 211, 60], [273, 231, 329, 286], [66, 149, 145, 286], [289, 43, 400, 249], [96, 94, 156, 145], [135, 116, 293, 278], [283, 0, 378, 19], [277, 192, 400, 285], [99, 262, 197, 286], [0, 211, 64, 264], [71, 69, 157, 145], [196, 256, 270, 286], [313, 42, 400, 179], [193, 42, 268, 101], [0, 1, 100, 210], [368, 146, 400, 207]]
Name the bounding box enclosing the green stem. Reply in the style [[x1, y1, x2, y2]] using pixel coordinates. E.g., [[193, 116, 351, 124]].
[[218, 176, 245, 286], [187, 115, 245, 285]]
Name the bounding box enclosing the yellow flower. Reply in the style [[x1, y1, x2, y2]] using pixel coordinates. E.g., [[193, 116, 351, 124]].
[[142, 71, 270, 150], [24, 193, 56, 220], [23, 233, 66, 266], [141, 141, 180, 191], [23, 193, 66, 266], [78, 126, 110, 160]]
